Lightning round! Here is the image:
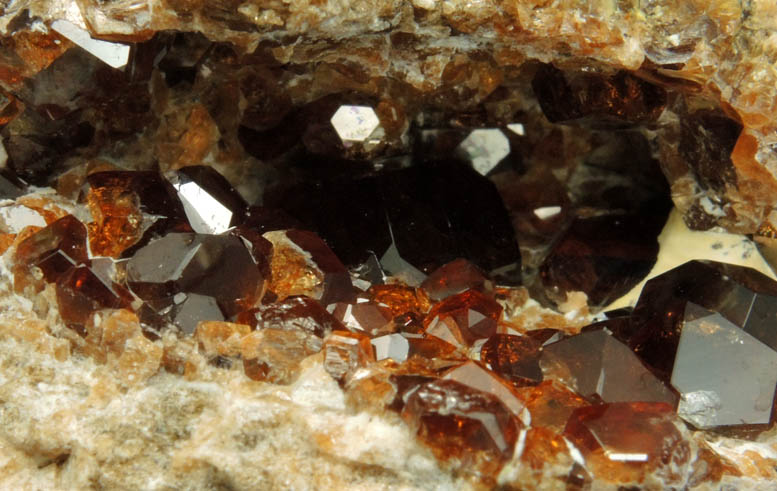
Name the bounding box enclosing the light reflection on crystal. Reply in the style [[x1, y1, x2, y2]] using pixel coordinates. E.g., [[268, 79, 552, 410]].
[[457, 128, 510, 176], [330, 105, 380, 143]]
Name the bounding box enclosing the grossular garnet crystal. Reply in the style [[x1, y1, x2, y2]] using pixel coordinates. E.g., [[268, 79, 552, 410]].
[[622, 260, 777, 428]]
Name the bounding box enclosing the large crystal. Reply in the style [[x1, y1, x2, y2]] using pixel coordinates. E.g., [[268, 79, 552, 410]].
[[423, 289, 502, 348], [541, 328, 677, 405], [268, 162, 521, 283], [625, 260, 777, 428], [14, 214, 87, 284], [126, 232, 266, 319]]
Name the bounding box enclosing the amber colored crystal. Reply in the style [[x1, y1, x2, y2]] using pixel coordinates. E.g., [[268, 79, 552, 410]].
[[563, 402, 690, 485], [424, 289, 502, 346], [367, 284, 431, 318], [236, 295, 344, 338], [520, 427, 571, 471], [480, 333, 543, 386], [241, 328, 322, 384], [285, 229, 354, 305], [86, 171, 189, 258], [195, 321, 251, 358], [532, 64, 667, 126], [86, 176, 145, 257], [56, 264, 133, 334], [402, 379, 519, 478], [14, 215, 88, 284], [264, 230, 354, 305], [323, 330, 374, 383], [420, 258, 490, 301], [443, 361, 529, 423], [520, 381, 589, 432]]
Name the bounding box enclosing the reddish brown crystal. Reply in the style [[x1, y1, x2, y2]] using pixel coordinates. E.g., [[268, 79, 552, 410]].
[[420, 258, 490, 301], [480, 333, 543, 386], [330, 300, 394, 337], [423, 289, 502, 346], [402, 378, 520, 479], [14, 215, 88, 287], [236, 295, 344, 337], [563, 402, 690, 485], [532, 64, 667, 126], [367, 284, 431, 318], [56, 264, 133, 334]]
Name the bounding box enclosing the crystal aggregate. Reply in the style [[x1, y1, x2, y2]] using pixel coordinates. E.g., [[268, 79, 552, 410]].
[[5, 159, 776, 488], [0, 29, 773, 487]]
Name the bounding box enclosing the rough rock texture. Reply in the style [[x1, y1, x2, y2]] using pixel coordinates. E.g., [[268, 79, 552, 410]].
[[1, 1, 777, 233]]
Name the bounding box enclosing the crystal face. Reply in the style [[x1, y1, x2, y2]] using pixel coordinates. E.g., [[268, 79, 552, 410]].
[[126, 232, 266, 322], [168, 165, 248, 234], [671, 304, 777, 428], [268, 162, 521, 283], [457, 128, 510, 176], [563, 402, 690, 485], [330, 105, 380, 143], [541, 328, 677, 405]]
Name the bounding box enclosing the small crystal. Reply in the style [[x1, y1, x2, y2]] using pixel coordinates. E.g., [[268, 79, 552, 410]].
[[242, 328, 323, 384], [14, 214, 88, 283], [420, 258, 490, 302], [424, 289, 502, 346], [457, 128, 510, 176], [521, 381, 589, 431], [330, 301, 393, 337], [236, 296, 343, 338], [443, 361, 529, 423], [480, 334, 543, 386], [323, 330, 374, 383], [56, 264, 133, 334], [401, 379, 520, 477], [330, 105, 380, 143]]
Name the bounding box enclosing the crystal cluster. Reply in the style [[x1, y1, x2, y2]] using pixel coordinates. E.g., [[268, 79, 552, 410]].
[[4, 158, 777, 487], [2, 3, 777, 487]]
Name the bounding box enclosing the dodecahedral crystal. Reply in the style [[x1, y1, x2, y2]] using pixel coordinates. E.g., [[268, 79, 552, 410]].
[[126, 232, 265, 318], [540, 328, 677, 405], [424, 289, 502, 348], [401, 379, 520, 478], [532, 64, 667, 126], [267, 161, 521, 283], [371, 333, 410, 362], [626, 260, 777, 428], [442, 361, 529, 423], [480, 333, 543, 386], [56, 263, 133, 334], [14, 214, 88, 283], [563, 402, 690, 485], [167, 165, 248, 234]]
